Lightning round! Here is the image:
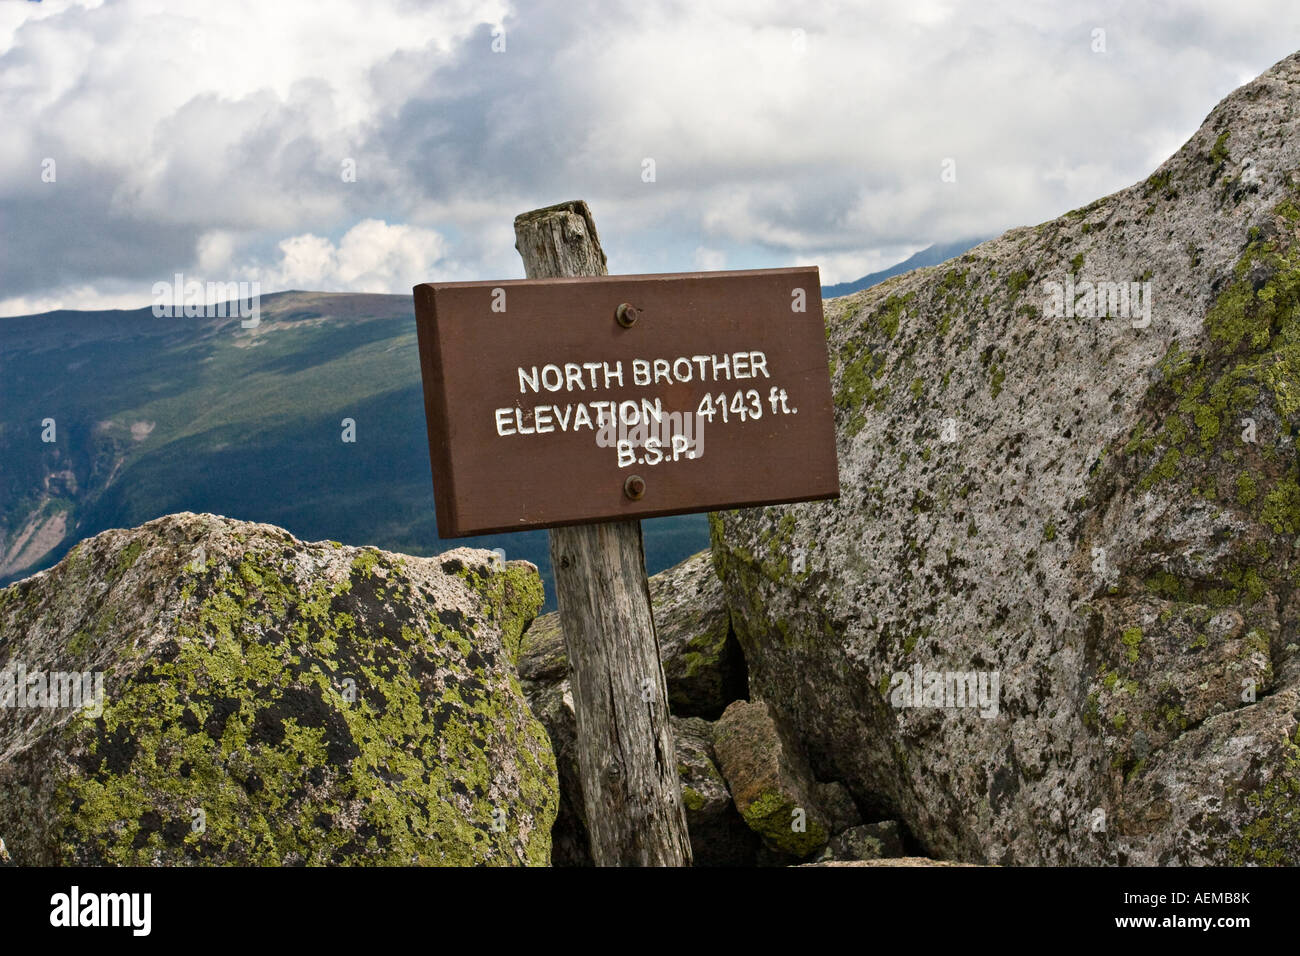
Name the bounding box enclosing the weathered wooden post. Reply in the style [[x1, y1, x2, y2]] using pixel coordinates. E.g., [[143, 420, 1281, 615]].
[[513, 200, 692, 866], [412, 200, 839, 866]]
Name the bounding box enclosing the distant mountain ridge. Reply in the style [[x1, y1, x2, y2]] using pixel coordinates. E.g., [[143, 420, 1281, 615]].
[[820, 238, 986, 298], [1, 241, 976, 601], [0, 290, 719, 606]]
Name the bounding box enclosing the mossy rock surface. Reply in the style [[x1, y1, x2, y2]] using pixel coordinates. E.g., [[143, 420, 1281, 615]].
[[711, 51, 1300, 865], [712, 700, 836, 860], [0, 512, 557, 865]]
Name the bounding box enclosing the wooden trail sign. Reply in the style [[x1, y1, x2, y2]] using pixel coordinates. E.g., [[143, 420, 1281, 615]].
[[412, 200, 839, 866], [413, 266, 839, 537]]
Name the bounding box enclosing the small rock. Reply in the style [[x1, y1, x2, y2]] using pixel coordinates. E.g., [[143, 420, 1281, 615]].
[[713, 699, 834, 859], [829, 821, 907, 861], [673, 717, 761, 866], [651, 551, 748, 719]]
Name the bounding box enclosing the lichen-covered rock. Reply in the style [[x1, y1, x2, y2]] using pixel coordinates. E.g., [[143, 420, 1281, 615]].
[[518, 548, 749, 864], [0, 512, 557, 865], [712, 699, 840, 859], [650, 551, 748, 719], [823, 821, 906, 862], [711, 51, 1300, 865], [672, 716, 761, 866]]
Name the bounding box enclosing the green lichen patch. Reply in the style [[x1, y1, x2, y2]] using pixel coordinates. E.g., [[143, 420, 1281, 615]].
[[1091, 193, 1300, 750], [737, 788, 828, 858], [1210, 130, 1231, 171], [1127, 202, 1300, 516], [1228, 725, 1300, 865], [830, 292, 917, 437], [470, 561, 544, 668], [1120, 627, 1143, 664]]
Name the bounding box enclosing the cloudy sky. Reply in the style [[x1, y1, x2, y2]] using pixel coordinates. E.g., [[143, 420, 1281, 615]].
[[1, 0, 1298, 316]]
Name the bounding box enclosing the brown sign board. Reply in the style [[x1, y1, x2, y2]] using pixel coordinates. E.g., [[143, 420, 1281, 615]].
[[413, 267, 840, 537]]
